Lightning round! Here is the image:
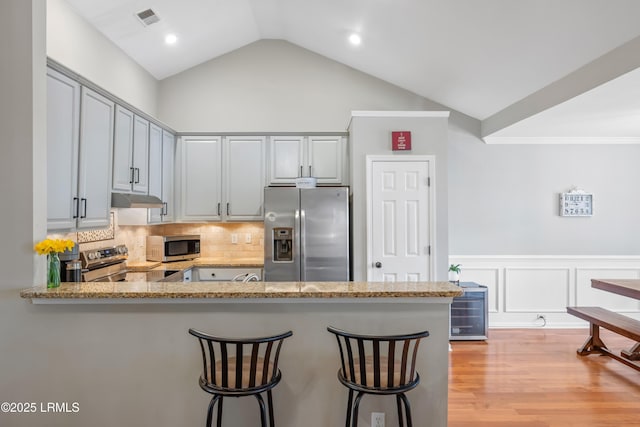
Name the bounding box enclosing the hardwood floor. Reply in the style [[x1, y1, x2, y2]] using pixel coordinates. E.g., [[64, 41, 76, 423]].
[[448, 329, 640, 427]]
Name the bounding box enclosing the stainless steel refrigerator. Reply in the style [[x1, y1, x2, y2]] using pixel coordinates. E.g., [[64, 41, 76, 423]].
[[264, 187, 350, 281]]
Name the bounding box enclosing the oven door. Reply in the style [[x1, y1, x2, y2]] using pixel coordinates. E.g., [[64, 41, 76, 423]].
[[82, 263, 128, 282]]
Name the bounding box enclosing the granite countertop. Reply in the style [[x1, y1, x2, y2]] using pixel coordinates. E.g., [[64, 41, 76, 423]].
[[20, 281, 463, 300]]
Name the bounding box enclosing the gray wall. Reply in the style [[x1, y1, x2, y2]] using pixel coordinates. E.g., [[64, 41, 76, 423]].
[[448, 125, 640, 255], [47, 0, 159, 116], [158, 40, 445, 132], [349, 115, 450, 281]]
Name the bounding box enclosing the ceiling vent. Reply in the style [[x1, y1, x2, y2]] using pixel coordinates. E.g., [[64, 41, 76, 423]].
[[136, 8, 160, 26]]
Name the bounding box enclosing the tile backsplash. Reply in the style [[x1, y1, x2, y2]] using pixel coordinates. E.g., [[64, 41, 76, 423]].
[[48, 210, 264, 263]]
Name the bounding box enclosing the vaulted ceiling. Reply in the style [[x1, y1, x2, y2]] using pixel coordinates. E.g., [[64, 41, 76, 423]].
[[62, 0, 640, 141]]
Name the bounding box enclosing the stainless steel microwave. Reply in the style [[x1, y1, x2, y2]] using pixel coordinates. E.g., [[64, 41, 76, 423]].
[[146, 235, 201, 262]]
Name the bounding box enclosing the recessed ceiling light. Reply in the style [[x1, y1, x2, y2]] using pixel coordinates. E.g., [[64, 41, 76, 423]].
[[349, 33, 362, 46], [165, 34, 178, 45]]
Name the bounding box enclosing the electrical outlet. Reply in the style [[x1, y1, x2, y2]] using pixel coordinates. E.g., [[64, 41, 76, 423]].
[[245, 234, 252, 244], [536, 314, 547, 327], [372, 412, 385, 427], [231, 233, 238, 244]]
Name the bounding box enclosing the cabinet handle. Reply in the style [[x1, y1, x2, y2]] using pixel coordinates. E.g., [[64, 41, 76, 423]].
[[134, 168, 140, 184], [308, 165, 312, 176], [80, 198, 87, 219], [129, 167, 134, 184], [299, 165, 303, 177], [73, 197, 79, 219], [162, 202, 168, 216], [217, 203, 221, 216], [227, 203, 230, 216]]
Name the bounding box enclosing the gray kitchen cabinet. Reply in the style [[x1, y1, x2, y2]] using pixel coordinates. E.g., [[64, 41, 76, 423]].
[[268, 135, 344, 185], [46, 68, 81, 230], [179, 135, 265, 222], [76, 86, 115, 229], [307, 136, 344, 184], [119, 126, 176, 225], [224, 136, 265, 221], [268, 136, 304, 184], [180, 136, 223, 221], [194, 267, 262, 281], [47, 67, 113, 231], [159, 129, 176, 222], [112, 106, 149, 194], [147, 123, 163, 223]]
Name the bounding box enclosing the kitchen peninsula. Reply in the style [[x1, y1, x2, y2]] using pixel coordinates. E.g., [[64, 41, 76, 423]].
[[21, 281, 461, 427]]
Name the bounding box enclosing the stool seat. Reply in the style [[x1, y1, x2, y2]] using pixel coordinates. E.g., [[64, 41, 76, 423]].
[[327, 326, 429, 427], [189, 329, 292, 427]]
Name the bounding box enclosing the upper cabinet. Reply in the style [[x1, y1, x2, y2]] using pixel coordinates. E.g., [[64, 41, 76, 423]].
[[47, 65, 178, 230], [77, 87, 115, 229], [46, 68, 81, 230], [307, 136, 344, 184], [161, 130, 176, 222], [224, 136, 265, 221], [148, 123, 163, 224], [149, 128, 176, 224], [179, 136, 265, 222], [112, 106, 149, 194], [180, 136, 223, 221], [268, 135, 345, 185], [47, 67, 114, 231]]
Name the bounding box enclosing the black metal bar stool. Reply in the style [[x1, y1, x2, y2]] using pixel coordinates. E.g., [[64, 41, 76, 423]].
[[327, 326, 429, 427], [188, 329, 293, 427]]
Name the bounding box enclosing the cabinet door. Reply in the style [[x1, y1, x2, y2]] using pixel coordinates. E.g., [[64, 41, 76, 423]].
[[77, 87, 114, 229], [161, 130, 176, 222], [268, 136, 304, 184], [46, 68, 81, 231], [112, 105, 134, 192], [181, 136, 222, 221], [307, 136, 343, 184], [132, 115, 150, 194], [224, 136, 265, 221], [147, 123, 163, 223]]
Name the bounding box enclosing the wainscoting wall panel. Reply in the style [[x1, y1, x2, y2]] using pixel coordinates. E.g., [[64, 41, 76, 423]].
[[451, 256, 640, 328], [504, 268, 571, 313]]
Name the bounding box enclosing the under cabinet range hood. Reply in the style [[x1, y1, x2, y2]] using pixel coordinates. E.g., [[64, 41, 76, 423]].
[[111, 192, 163, 208]]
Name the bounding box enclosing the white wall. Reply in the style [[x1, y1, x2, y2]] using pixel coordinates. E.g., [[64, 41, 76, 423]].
[[47, 0, 159, 116]]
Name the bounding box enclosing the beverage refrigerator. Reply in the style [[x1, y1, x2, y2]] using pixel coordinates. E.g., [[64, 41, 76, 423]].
[[264, 187, 350, 281]]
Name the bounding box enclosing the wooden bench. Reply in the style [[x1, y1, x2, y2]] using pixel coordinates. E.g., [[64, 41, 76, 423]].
[[567, 306, 640, 371]]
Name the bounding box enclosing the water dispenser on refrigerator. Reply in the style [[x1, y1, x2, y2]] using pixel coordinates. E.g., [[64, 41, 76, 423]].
[[272, 227, 293, 262]]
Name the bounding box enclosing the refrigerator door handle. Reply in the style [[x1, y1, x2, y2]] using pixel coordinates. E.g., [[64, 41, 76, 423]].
[[300, 208, 306, 281]]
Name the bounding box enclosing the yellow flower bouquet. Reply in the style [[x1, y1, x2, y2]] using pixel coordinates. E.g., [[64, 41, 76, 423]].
[[34, 238, 75, 288], [34, 238, 75, 255]]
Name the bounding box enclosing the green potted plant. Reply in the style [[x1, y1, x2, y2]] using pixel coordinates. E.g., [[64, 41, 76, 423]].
[[448, 264, 461, 284]]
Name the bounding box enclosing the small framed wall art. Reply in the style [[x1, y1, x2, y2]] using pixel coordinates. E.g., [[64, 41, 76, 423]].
[[560, 190, 593, 217], [391, 131, 411, 151]]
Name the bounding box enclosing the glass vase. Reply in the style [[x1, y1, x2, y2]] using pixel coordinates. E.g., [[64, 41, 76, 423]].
[[47, 252, 61, 289]]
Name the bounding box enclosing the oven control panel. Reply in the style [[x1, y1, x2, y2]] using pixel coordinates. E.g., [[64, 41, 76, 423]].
[[80, 245, 128, 269]]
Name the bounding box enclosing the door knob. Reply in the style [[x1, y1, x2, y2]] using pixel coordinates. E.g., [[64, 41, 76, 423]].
[[375, 262, 382, 268]]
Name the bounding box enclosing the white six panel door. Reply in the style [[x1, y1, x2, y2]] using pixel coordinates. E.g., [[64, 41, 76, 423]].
[[370, 160, 431, 281]]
